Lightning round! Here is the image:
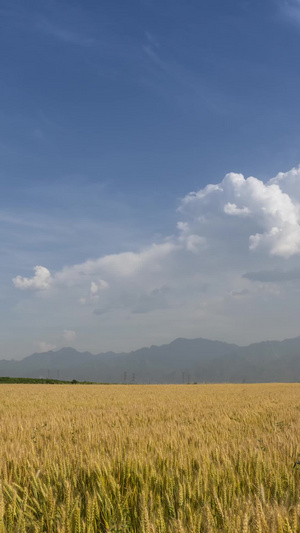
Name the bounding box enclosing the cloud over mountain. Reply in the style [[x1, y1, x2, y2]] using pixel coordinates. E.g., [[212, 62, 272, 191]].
[[11, 166, 300, 351]]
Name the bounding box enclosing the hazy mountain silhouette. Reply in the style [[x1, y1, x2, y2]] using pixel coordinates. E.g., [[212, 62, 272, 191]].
[[1, 336, 300, 383]]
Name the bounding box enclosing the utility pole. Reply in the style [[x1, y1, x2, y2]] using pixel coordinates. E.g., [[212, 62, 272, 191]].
[[124, 371, 127, 384]]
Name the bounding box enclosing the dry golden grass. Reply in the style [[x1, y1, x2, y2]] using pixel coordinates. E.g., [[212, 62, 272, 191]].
[[0, 383, 299, 532]]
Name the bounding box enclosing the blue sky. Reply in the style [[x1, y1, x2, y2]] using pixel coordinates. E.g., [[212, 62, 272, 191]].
[[2, 0, 300, 358]]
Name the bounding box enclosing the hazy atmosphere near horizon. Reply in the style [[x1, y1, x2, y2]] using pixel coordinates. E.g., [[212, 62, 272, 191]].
[[2, 0, 300, 360]]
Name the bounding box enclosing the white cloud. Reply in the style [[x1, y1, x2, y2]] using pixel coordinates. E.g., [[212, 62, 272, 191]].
[[79, 280, 109, 305], [37, 341, 56, 353], [62, 330, 77, 343], [13, 265, 53, 290], [91, 279, 109, 294], [14, 168, 300, 306], [55, 241, 177, 288], [179, 170, 300, 258], [224, 203, 250, 216], [11, 165, 300, 349]]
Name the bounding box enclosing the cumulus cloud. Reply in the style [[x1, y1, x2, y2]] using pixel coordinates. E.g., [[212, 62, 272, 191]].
[[13, 265, 52, 290], [223, 203, 250, 216], [14, 170, 300, 310], [79, 279, 109, 305], [179, 170, 300, 258], [62, 330, 77, 343], [91, 279, 109, 293], [11, 166, 300, 345]]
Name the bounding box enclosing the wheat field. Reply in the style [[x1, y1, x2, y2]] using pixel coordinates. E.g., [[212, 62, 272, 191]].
[[0, 383, 299, 532]]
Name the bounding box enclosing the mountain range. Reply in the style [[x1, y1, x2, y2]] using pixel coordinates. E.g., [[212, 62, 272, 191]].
[[1, 336, 300, 383]]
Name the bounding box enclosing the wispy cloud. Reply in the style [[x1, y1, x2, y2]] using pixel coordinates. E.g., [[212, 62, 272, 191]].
[[141, 32, 239, 116], [0, 3, 96, 47], [279, 0, 300, 22], [35, 18, 95, 46]]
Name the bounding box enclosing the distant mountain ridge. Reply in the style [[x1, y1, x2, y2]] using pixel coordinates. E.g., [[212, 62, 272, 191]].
[[1, 336, 300, 383]]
